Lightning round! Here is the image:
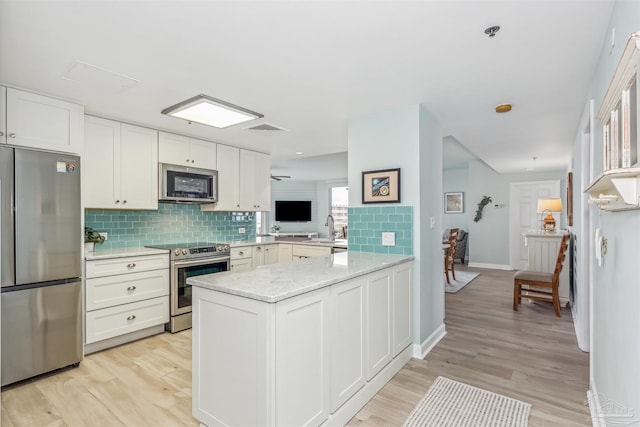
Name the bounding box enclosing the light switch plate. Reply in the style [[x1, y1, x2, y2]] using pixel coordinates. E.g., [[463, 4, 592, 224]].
[[238, 227, 246, 234], [382, 231, 395, 246]]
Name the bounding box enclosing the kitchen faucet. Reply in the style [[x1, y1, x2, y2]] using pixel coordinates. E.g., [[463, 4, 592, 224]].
[[325, 214, 335, 242]]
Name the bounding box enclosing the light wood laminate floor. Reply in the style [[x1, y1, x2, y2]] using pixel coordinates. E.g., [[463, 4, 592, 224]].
[[1, 266, 590, 426]]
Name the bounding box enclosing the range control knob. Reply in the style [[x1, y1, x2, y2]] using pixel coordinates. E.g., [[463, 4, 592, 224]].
[[174, 249, 181, 256], [224, 245, 230, 251], [182, 249, 189, 255], [217, 245, 224, 252]]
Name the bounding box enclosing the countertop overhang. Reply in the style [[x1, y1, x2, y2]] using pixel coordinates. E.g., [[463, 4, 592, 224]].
[[188, 251, 413, 303]]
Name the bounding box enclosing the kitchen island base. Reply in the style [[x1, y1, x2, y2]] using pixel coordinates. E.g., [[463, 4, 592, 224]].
[[191, 256, 413, 427]]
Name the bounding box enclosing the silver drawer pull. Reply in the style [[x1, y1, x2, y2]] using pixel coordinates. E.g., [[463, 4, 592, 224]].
[[9, 133, 16, 138], [238, 251, 244, 256], [127, 286, 136, 291], [127, 315, 136, 321], [126, 263, 136, 268]]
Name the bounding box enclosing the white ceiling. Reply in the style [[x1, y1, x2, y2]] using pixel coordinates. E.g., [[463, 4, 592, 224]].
[[0, 1, 613, 177]]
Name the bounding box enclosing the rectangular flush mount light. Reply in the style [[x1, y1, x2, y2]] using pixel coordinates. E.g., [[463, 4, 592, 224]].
[[161, 94, 263, 128]]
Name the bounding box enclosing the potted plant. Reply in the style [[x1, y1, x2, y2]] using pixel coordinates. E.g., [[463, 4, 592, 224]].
[[84, 226, 105, 253], [272, 224, 281, 236]]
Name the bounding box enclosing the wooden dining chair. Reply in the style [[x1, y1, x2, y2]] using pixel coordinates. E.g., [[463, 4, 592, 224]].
[[513, 234, 569, 317], [444, 228, 459, 284]]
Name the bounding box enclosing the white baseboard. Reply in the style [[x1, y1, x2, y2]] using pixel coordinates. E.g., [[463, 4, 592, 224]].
[[587, 381, 604, 427], [412, 323, 446, 359], [467, 262, 513, 271]]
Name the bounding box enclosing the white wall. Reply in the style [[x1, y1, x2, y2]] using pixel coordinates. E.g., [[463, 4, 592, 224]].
[[579, 0, 640, 418], [348, 103, 444, 346], [270, 180, 320, 234]]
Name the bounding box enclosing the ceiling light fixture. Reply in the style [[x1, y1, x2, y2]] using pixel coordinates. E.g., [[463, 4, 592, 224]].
[[484, 25, 500, 38], [495, 103, 512, 113], [162, 94, 263, 129]]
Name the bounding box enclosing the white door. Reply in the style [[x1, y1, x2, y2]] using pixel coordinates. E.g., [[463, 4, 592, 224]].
[[509, 180, 560, 269]]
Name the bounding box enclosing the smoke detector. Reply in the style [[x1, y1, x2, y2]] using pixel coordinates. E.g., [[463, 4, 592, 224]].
[[484, 25, 501, 38]]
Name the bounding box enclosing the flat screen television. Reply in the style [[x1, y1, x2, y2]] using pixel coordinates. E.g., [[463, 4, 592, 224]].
[[275, 200, 312, 222]]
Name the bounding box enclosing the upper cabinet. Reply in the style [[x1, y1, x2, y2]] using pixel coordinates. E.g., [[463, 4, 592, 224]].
[[158, 131, 216, 170], [84, 116, 158, 210], [2, 87, 83, 154], [202, 146, 271, 212], [589, 32, 640, 211], [240, 149, 271, 211]]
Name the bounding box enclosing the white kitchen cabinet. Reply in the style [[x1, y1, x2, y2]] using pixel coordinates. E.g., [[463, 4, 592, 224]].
[[264, 244, 279, 265], [201, 146, 271, 212], [84, 116, 158, 210], [292, 244, 332, 260], [392, 262, 413, 356], [2, 87, 83, 153], [252, 245, 265, 266], [231, 246, 253, 272], [0, 86, 6, 144], [331, 276, 367, 412], [276, 287, 331, 427], [366, 268, 393, 380], [202, 144, 240, 211], [85, 253, 169, 353], [158, 131, 216, 169], [240, 149, 271, 211], [278, 243, 293, 263]]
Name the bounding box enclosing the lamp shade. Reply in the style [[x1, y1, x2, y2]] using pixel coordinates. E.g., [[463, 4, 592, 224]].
[[537, 198, 563, 213]]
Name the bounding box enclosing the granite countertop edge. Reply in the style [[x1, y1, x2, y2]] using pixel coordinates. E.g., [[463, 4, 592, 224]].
[[189, 252, 414, 303]]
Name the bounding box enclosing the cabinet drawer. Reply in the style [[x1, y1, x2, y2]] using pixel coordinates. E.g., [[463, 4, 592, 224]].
[[86, 254, 169, 278], [231, 247, 252, 259], [292, 245, 331, 258], [230, 258, 253, 272], [86, 269, 169, 311], [85, 296, 169, 344]]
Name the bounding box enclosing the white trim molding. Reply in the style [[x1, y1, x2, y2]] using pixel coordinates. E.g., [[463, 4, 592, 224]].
[[587, 387, 605, 427], [467, 262, 513, 271], [412, 323, 446, 359]]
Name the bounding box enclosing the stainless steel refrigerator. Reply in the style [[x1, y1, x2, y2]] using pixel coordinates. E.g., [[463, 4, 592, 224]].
[[0, 147, 83, 386]]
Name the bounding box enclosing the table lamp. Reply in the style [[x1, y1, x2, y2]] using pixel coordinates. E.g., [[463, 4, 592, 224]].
[[537, 198, 563, 232]]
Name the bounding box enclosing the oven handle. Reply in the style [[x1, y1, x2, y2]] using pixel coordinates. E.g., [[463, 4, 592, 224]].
[[173, 256, 231, 268]]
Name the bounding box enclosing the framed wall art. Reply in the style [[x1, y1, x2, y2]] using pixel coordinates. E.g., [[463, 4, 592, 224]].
[[361, 168, 401, 204], [444, 192, 464, 214]]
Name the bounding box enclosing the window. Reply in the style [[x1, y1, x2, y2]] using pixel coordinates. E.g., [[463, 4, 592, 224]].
[[330, 186, 348, 238]]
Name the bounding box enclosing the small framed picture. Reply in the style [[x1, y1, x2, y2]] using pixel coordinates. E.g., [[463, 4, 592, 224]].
[[445, 192, 464, 214], [362, 168, 401, 204]]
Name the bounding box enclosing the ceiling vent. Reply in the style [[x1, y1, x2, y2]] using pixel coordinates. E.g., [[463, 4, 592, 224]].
[[245, 123, 288, 134]]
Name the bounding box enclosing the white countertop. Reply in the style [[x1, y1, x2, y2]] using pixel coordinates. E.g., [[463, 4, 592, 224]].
[[230, 236, 348, 249], [188, 251, 413, 303], [84, 246, 169, 260]]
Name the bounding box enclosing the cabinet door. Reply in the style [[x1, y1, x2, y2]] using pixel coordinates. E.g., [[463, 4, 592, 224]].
[[0, 86, 6, 144], [6, 88, 82, 153], [158, 132, 189, 167], [278, 243, 293, 262], [366, 269, 392, 380], [331, 277, 367, 412], [392, 262, 413, 356], [84, 116, 120, 209], [252, 151, 271, 211], [239, 149, 255, 211], [119, 124, 158, 210], [188, 138, 216, 170], [215, 144, 240, 211], [276, 287, 330, 427], [252, 245, 266, 267], [264, 245, 279, 265], [230, 257, 252, 272]]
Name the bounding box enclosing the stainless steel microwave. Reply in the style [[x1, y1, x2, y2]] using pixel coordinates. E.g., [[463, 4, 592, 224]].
[[159, 163, 218, 203]]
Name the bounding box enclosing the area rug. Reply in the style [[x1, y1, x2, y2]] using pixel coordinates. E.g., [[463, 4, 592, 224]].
[[402, 376, 531, 427], [444, 271, 479, 293]]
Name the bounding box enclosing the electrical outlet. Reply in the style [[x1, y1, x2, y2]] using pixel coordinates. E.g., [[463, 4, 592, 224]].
[[238, 227, 246, 234], [99, 232, 108, 241], [381, 231, 395, 246]]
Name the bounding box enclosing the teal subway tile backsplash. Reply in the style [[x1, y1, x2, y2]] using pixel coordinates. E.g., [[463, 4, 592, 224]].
[[348, 206, 413, 255], [85, 203, 256, 249]]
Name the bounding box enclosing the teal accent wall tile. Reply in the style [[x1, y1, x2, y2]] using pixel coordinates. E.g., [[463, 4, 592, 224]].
[[348, 206, 413, 255], [85, 203, 257, 249]]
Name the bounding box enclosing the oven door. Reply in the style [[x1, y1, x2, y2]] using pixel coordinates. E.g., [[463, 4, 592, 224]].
[[171, 257, 230, 316]]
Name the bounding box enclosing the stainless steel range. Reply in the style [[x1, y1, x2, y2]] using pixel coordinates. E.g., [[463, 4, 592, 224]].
[[145, 242, 230, 333]]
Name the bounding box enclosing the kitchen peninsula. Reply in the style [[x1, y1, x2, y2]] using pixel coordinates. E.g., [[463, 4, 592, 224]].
[[189, 251, 414, 427]]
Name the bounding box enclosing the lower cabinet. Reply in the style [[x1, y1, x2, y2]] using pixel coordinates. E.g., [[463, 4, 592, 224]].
[[278, 243, 293, 262], [84, 253, 169, 353], [230, 247, 253, 271], [192, 260, 413, 427], [263, 244, 279, 265], [292, 244, 332, 260]]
